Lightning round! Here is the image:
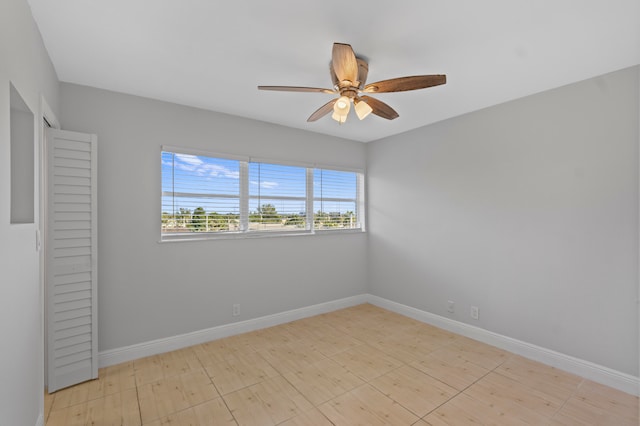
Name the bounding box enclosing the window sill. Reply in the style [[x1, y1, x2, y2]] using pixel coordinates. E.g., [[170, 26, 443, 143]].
[[158, 228, 365, 243]]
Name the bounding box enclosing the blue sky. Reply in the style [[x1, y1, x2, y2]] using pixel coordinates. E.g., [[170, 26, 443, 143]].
[[161, 152, 357, 215]]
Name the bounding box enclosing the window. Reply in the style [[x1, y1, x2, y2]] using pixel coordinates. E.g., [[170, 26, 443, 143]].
[[314, 168, 360, 230], [161, 147, 364, 240], [161, 152, 242, 234], [249, 162, 308, 231]]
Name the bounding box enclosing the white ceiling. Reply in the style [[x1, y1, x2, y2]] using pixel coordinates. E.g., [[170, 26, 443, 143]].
[[27, 0, 640, 143]]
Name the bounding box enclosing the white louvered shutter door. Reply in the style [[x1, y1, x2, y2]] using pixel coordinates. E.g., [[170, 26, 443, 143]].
[[46, 129, 98, 392]]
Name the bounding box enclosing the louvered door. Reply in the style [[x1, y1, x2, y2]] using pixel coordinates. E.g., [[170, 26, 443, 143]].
[[46, 129, 97, 392]]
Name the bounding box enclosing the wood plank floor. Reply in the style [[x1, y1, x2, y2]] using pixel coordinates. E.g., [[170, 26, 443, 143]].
[[45, 304, 639, 425]]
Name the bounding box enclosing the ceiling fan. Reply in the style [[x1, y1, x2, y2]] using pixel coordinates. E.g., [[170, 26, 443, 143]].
[[258, 42, 446, 124]]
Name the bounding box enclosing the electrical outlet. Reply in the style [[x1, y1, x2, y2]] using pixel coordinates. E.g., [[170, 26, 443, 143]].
[[470, 306, 479, 320], [232, 304, 240, 316], [447, 300, 455, 313]]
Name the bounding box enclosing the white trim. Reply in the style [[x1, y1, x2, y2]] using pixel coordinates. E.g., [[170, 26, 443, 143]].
[[98, 294, 367, 368], [89, 134, 98, 381], [305, 168, 314, 230], [357, 173, 366, 231], [158, 228, 365, 243], [312, 163, 365, 174], [40, 94, 58, 392], [637, 64, 640, 395], [239, 160, 249, 231], [249, 156, 314, 169], [97, 293, 639, 396], [161, 145, 248, 162], [365, 295, 640, 396], [159, 146, 363, 172], [40, 95, 60, 130], [35, 413, 43, 426]]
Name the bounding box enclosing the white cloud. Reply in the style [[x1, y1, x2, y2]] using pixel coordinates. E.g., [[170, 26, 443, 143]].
[[250, 180, 279, 189], [175, 153, 203, 166], [173, 154, 239, 179], [203, 164, 240, 179]]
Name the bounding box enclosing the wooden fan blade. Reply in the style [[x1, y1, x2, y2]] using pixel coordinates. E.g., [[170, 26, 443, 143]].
[[359, 96, 399, 120], [357, 58, 369, 88], [329, 62, 339, 87], [332, 43, 358, 85], [307, 99, 337, 122], [363, 75, 446, 93], [258, 86, 336, 94]]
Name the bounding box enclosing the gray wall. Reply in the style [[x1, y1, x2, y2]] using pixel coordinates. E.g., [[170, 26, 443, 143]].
[[367, 66, 639, 376], [61, 67, 639, 378], [0, 0, 59, 424], [60, 83, 368, 352]]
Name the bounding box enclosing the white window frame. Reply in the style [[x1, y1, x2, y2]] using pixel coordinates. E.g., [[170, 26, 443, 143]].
[[313, 168, 362, 232], [160, 146, 365, 241]]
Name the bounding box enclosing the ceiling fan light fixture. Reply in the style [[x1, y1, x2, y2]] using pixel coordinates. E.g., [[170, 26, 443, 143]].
[[334, 96, 350, 113], [332, 95, 351, 123], [354, 98, 373, 120], [331, 110, 347, 124]]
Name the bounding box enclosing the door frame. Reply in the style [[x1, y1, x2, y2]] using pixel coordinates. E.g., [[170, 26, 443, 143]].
[[39, 95, 60, 392]]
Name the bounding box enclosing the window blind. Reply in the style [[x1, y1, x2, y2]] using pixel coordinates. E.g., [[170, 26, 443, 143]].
[[161, 152, 241, 234], [313, 168, 360, 230], [249, 162, 307, 232], [161, 149, 364, 240]]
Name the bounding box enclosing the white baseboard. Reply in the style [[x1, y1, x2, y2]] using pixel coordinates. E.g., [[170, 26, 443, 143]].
[[99, 293, 638, 397], [365, 295, 640, 396], [99, 294, 367, 368], [35, 413, 43, 426]]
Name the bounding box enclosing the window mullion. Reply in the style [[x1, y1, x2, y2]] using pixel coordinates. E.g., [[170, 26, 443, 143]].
[[239, 161, 249, 232], [357, 173, 365, 230], [171, 152, 176, 218], [306, 168, 314, 231]]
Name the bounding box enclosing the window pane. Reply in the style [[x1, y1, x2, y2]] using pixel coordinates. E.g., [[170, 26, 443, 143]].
[[249, 162, 307, 232], [313, 168, 359, 230], [162, 152, 241, 234]]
